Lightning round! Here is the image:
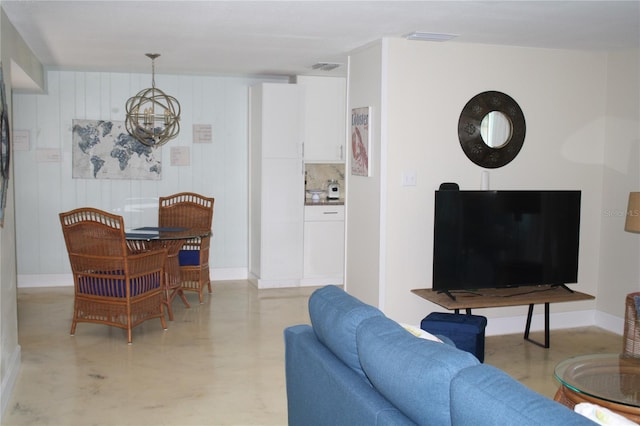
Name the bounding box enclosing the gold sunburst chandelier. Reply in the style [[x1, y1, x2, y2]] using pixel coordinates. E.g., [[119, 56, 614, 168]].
[[125, 53, 181, 148]]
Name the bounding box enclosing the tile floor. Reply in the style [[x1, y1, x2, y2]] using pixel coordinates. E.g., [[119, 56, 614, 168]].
[[2, 281, 622, 425]]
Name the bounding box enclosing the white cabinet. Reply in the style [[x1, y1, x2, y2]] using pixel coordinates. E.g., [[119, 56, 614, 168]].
[[302, 205, 345, 286], [249, 83, 305, 288], [296, 76, 346, 163]]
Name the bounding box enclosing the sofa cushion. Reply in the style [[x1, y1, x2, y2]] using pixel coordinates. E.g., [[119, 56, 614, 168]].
[[450, 364, 596, 426], [308, 285, 384, 383], [77, 273, 160, 297], [357, 315, 479, 426], [284, 324, 414, 426]]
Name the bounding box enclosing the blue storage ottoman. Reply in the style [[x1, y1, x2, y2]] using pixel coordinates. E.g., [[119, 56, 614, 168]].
[[420, 313, 487, 362]]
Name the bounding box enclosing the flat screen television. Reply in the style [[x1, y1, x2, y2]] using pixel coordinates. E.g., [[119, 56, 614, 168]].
[[432, 190, 581, 298]]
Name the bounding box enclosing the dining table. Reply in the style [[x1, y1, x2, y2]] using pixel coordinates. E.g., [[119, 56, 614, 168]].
[[125, 226, 212, 321]]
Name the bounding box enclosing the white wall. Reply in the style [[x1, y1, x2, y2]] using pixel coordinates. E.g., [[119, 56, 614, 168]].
[[598, 49, 640, 323], [345, 42, 384, 308], [347, 39, 640, 334], [12, 71, 286, 284], [0, 8, 44, 420]]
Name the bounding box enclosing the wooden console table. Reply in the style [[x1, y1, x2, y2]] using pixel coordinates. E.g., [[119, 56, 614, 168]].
[[411, 285, 594, 348]]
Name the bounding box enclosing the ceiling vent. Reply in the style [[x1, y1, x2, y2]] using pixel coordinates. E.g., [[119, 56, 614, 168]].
[[311, 62, 341, 71], [403, 32, 458, 42]]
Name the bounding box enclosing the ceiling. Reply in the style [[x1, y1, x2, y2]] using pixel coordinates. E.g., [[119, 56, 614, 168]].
[[2, 0, 639, 85]]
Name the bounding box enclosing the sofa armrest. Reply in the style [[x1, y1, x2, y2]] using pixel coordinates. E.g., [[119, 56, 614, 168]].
[[284, 325, 414, 426]]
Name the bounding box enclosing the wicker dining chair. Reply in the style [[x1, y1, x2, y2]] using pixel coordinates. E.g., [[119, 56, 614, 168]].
[[59, 207, 167, 344], [158, 192, 214, 303], [623, 292, 640, 357]]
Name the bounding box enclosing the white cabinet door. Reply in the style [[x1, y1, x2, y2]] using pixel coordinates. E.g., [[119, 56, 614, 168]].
[[297, 76, 346, 163], [249, 83, 305, 288], [261, 158, 304, 280], [303, 205, 345, 285], [261, 83, 305, 159]]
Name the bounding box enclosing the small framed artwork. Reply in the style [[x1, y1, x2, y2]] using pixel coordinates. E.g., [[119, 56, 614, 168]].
[[193, 124, 212, 143], [351, 106, 371, 177]]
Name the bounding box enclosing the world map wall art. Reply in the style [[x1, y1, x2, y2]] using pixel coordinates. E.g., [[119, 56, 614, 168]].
[[72, 119, 161, 180]]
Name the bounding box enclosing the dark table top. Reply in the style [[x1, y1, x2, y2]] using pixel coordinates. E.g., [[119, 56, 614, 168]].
[[125, 227, 211, 241]]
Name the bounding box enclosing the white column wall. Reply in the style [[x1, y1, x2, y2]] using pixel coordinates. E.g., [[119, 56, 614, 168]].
[[345, 42, 384, 308]]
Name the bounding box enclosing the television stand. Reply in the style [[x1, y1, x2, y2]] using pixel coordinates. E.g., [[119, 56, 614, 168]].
[[411, 285, 594, 348], [437, 290, 457, 301], [553, 283, 575, 293]]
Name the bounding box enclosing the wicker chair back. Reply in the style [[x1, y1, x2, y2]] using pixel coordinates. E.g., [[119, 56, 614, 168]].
[[158, 193, 214, 303], [623, 292, 640, 357], [59, 207, 167, 343]]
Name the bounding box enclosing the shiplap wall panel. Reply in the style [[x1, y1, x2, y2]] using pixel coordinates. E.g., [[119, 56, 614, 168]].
[[36, 73, 65, 273], [14, 70, 287, 276], [13, 94, 41, 275], [174, 76, 195, 188], [208, 80, 228, 266], [220, 81, 251, 267]]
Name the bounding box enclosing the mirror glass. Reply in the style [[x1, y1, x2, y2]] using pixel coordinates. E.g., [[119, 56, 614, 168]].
[[480, 111, 512, 148]]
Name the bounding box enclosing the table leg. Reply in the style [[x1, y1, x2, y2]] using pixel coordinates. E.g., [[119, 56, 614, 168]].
[[162, 240, 190, 321], [524, 303, 550, 348], [135, 239, 190, 321]]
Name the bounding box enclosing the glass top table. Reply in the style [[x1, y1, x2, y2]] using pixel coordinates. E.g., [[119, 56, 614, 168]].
[[554, 353, 640, 418], [125, 227, 211, 320], [125, 226, 211, 241]]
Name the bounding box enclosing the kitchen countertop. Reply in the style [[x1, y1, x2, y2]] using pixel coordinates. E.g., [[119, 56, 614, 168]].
[[305, 199, 344, 206]]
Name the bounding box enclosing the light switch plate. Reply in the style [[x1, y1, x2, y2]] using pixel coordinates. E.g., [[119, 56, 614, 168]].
[[402, 171, 417, 186]]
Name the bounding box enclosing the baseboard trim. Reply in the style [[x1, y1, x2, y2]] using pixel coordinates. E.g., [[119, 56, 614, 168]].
[[248, 277, 301, 289], [594, 309, 625, 335], [210, 268, 248, 281], [18, 268, 249, 288], [18, 274, 72, 287], [1, 345, 21, 422], [484, 309, 620, 337]]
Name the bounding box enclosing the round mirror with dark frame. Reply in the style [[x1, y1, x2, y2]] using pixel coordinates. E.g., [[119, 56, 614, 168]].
[[0, 110, 10, 180], [458, 90, 526, 168]]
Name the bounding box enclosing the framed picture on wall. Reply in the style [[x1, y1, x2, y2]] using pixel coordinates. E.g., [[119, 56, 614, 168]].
[[351, 106, 370, 177], [0, 63, 10, 227], [71, 119, 161, 180]]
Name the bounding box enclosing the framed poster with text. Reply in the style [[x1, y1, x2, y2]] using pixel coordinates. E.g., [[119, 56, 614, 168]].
[[351, 107, 370, 177]]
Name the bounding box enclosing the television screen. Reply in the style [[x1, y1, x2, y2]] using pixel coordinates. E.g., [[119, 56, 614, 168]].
[[432, 190, 581, 295]]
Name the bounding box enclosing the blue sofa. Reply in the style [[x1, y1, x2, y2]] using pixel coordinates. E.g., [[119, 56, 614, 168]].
[[284, 285, 595, 425]]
